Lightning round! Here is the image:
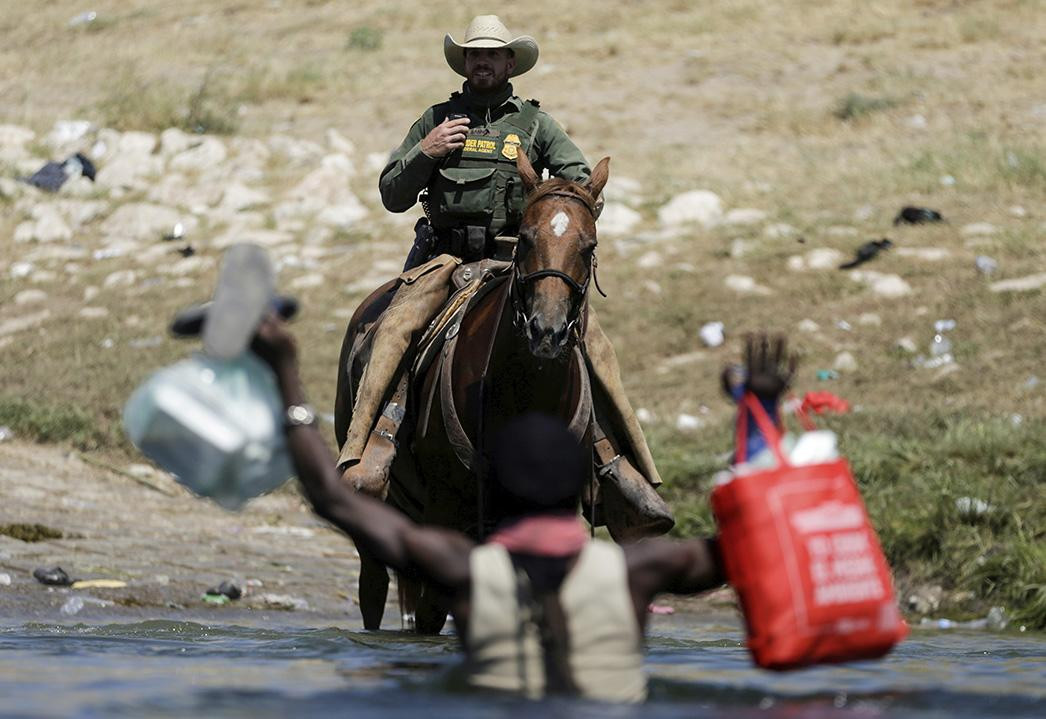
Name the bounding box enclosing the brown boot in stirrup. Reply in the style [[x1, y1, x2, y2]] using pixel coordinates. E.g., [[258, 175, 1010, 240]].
[[339, 374, 408, 499]]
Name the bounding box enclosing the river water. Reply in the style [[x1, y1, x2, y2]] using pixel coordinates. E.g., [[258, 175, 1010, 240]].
[[0, 612, 1042, 718]]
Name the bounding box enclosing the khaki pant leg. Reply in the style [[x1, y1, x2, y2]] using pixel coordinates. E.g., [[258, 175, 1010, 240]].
[[338, 257, 458, 466], [583, 309, 663, 487]]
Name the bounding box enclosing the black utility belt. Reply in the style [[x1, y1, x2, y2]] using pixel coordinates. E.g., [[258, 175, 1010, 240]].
[[434, 225, 518, 262]]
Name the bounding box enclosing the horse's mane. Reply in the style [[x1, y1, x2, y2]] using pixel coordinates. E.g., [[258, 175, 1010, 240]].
[[523, 178, 596, 215]]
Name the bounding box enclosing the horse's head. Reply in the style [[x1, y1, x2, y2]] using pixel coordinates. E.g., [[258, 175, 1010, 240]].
[[513, 152, 609, 360]]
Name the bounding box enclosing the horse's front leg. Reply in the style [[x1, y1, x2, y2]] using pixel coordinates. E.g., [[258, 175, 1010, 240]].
[[358, 548, 389, 630]]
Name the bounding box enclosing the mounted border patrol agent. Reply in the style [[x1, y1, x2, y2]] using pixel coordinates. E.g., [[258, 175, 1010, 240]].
[[339, 16, 672, 537]]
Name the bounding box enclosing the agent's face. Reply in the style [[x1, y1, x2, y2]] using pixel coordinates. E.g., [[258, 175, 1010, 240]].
[[464, 48, 515, 93]]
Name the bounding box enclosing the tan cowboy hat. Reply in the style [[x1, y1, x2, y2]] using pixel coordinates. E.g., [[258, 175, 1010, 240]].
[[443, 15, 539, 78]]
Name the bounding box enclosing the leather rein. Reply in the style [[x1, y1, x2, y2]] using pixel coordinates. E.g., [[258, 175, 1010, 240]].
[[511, 190, 607, 338]]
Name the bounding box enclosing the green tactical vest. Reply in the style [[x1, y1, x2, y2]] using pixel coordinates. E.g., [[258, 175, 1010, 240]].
[[428, 94, 541, 238]]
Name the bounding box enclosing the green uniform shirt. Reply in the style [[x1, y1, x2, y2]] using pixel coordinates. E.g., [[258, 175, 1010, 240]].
[[379, 83, 590, 238]]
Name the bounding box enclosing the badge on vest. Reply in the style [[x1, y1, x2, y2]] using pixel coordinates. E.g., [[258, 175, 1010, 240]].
[[502, 133, 521, 160]]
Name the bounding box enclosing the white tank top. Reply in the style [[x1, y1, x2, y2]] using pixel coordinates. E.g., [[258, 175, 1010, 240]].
[[465, 540, 647, 702]]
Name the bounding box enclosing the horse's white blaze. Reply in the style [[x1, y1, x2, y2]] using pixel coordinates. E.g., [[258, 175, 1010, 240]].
[[550, 211, 570, 237]]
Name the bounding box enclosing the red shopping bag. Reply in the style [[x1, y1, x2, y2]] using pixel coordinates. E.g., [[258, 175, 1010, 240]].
[[711, 394, 908, 670]]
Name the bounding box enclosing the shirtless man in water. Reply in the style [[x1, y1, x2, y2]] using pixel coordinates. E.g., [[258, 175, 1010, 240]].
[[252, 314, 794, 702]]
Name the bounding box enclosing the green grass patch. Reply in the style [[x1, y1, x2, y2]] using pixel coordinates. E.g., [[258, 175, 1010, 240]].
[[95, 66, 239, 135], [0, 523, 64, 542], [833, 92, 897, 121], [0, 397, 116, 450], [657, 411, 1046, 628], [346, 26, 383, 51]]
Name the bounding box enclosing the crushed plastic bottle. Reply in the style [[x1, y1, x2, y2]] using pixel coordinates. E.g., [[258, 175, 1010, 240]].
[[975, 256, 998, 276], [123, 352, 294, 510], [60, 597, 84, 616]]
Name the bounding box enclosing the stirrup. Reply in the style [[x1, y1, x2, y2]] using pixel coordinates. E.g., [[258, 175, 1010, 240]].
[[341, 373, 409, 499]]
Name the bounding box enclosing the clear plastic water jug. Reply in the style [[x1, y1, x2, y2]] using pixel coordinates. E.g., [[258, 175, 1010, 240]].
[[123, 352, 294, 509]]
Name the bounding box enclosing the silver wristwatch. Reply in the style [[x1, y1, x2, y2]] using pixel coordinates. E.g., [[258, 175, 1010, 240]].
[[285, 404, 317, 429]]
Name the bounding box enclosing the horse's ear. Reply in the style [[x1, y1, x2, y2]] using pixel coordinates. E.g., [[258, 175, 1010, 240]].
[[516, 151, 540, 194], [586, 157, 610, 200]]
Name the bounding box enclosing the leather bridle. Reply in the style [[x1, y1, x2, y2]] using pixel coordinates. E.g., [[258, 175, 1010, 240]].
[[511, 190, 607, 341]]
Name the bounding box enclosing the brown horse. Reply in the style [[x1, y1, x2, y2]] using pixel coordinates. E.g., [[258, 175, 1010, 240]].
[[337, 153, 627, 633]]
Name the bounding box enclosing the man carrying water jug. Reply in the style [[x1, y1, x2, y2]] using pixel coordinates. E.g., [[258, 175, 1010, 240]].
[[338, 15, 672, 539]]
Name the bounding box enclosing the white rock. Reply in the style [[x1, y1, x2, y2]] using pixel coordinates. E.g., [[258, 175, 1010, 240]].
[[84, 286, 99, 301], [675, 413, 704, 431], [961, 222, 997, 238], [722, 208, 767, 226], [602, 175, 643, 206], [325, 128, 355, 155], [699, 321, 725, 347], [858, 313, 882, 326], [59, 176, 98, 198], [158, 256, 214, 276], [103, 270, 137, 288], [786, 255, 805, 272], [79, 307, 109, 319], [0, 124, 35, 147], [117, 131, 157, 156], [220, 182, 270, 212], [366, 152, 388, 173], [896, 247, 951, 261], [321, 152, 356, 176], [316, 199, 369, 229], [833, 351, 858, 372], [9, 261, 35, 278], [0, 177, 23, 199], [764, 222, 797, 239], [46, 120, 92, 148], [96, 154, 165, 190], [989, 273, 1046, 293], [636, 251, 662, 269], [14, 289, 47, 305], [147, 173, 222, 212], [807, 248, 845, 270], [906, 114, 928, 129], [597, 203, 642, 236], [642, 280, 662, 294], [724, 274, 771, 295], [657, 190, 723, 228], [798, 319, 820, 333], [14, 207, 72, 243], [848, 270, 913, 297], [53, 200, 108, 228], [290, 272, 325, 289], [1008, 205, 1027, 218], [0, 310, 50, 337], [0, 572, 10, 585], [169, 137, 227, 172], [159, 128, 194, 156], [896, 336, 918, 353], [730, 239, 751, 258], [940, 174, 956, 187], [101, 203, 196, 243], [854, 205, 875, 222], [212, 229, 294, 249], [268, 135, 325, 165]]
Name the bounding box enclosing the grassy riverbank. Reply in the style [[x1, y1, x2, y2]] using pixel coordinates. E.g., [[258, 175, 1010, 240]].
[[1, 0, 1043, 627]]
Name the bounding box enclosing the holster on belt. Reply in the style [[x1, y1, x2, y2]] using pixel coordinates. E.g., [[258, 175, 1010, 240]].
[[403, 217, 437, 272]]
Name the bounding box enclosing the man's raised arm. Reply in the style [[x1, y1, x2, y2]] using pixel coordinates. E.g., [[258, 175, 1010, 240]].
[[251, 314, 473, 591]]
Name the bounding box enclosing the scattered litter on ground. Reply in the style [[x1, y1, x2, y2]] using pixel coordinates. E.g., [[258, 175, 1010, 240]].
[[838, 238, 892, 269], [835, 320, 852, 332], [201, 593, 230, 606], [647, 603, 675, 615], [205, 580, 242, 600], [68, 11, 98, 28], [893, 206, 943, 225], [939, 175, 956, 187], [60, 595, 115, 616], [176, 245, 195, 257], [23, 153, 97, 192], [699, 321, 725, 347], [0, 426, 12, 442], [0, 573, 11, 586], [920, 607, 1008, 631], [955, 496, 992, 518], [816, 369, 839, 381], [33, 567, 73, 586], [71, 579, 128, 590], [914, 319, 956, 368], [163, 222, 185, 242], [975, 255, 998, 276]]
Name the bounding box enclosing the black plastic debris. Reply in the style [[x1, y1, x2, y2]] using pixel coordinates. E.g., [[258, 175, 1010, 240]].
[[33, 566, 73, 586], [176, 245, 196, 258], [205, 580, 242, 600], [839, 239, 893, 270], [23, 153, 97, 192], [893, 206, 943, 225]]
